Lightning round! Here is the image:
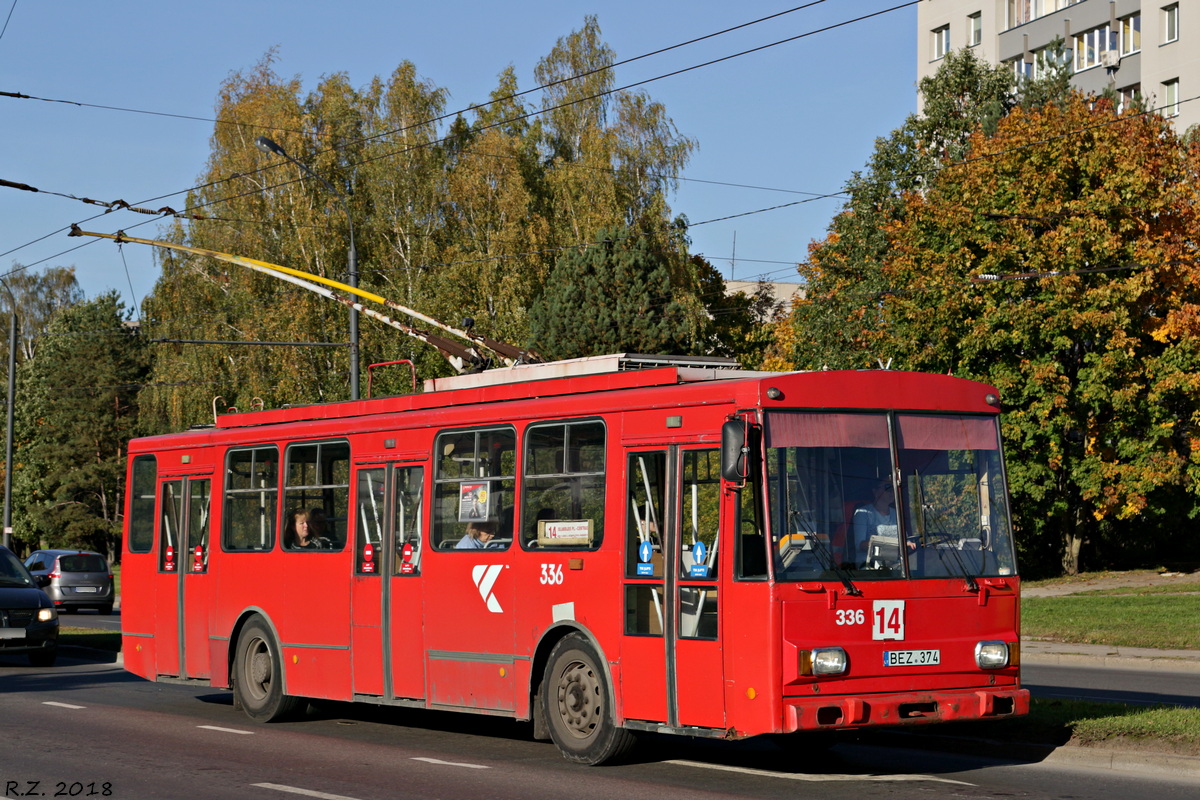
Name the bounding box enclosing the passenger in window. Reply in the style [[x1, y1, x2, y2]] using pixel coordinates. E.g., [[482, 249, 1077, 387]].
[[285, 509, 332, 550], [455, 520, 497, 550], [852, 481, 898, 564], [308, 507, 333, 546]]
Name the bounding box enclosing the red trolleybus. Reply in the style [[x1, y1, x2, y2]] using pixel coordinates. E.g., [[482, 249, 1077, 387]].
[[121, 354, 1028, 764]]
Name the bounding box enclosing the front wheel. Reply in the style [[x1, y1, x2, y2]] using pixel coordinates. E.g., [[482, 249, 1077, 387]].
[[542, 634, 635, 765], [233, 618, 302, 722]]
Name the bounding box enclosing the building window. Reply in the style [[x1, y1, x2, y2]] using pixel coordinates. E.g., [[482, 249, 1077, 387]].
[[932, 25, 950, 60], [1074, 25, 1115, 72], [1006, 0, 1036, 29], [1118, 84, 1141, 114], [1007, 57, 1033, 80], [1163, 4, 1179, 44], [1119, 14, 1141, 55], [968, 12, 982, 46], [1006, 1, 1084, 31], [1162, 79, 1179, 117]]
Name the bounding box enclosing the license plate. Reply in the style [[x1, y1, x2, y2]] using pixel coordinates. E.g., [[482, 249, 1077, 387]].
[[0, 629, 24, 640], [884, 649, 940, 667], [74, 586, 99, 593]]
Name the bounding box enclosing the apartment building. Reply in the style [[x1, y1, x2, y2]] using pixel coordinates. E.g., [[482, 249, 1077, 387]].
[[917, 1, 1199, 131]]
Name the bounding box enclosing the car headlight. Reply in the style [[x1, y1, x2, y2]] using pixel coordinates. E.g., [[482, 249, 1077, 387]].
[[37, 608, 58, 623], [975, 641, 1009, 669], [800, 647, 848, 676]]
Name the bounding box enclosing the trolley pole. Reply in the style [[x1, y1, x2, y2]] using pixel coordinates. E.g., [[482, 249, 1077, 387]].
[[255, 136, 360, 400]]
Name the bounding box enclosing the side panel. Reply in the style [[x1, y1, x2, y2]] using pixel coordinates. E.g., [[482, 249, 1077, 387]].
[[422, 547, 516, 711]]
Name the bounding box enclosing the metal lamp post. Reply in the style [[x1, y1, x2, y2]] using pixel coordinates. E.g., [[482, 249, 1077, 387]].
[[1, 279, 16, 550], [254, 136, 360, 400]]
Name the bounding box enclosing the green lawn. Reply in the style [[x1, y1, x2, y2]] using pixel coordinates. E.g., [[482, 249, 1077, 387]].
[[1022, 594, 1200, 649], [939, 698, 1200, 756]]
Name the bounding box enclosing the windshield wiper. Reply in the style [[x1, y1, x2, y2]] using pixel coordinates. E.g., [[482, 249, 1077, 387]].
[[788, 511, 860, 596], [919, 504, 979, 592]]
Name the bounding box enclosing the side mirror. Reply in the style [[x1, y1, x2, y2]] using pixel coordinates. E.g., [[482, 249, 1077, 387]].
[[721, 419, 748, 483], [35, 574, 51, 588]]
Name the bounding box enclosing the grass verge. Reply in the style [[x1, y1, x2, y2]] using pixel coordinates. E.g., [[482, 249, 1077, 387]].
[[939, 698, 1200, 757], [1022, 594, 1199, 649], [58, 626, 121, 652]]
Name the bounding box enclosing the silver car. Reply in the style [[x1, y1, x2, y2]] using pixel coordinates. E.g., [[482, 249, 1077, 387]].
[[23, 550, 115, 615]]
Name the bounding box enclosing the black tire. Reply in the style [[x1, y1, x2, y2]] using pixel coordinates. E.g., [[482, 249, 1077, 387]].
[[28, 646, 57, 668], [233, 618, 302, 722], [542, 633, 635, 765], [98, 604, 114, 616]]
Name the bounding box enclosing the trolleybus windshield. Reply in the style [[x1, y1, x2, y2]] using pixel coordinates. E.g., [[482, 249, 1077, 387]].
[[765, 411, 1016, 582]]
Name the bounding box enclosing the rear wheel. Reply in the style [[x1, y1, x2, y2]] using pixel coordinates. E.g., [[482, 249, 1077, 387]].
[[233, 618, 301, 721], [98, 604, 114, 616], [542, 634, 635, 765]]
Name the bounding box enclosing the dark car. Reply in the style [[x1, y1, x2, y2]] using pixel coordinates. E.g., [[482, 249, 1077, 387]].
[[23, 549, 115, 615], [0, 544, 59, 666]]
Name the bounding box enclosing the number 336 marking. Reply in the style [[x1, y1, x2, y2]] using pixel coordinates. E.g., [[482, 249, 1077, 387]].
[[835, 609, 864, 625], [539, 563, 564, 585]]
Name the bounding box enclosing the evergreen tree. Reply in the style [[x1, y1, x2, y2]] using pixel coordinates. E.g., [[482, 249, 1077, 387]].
[[528, 226, 701, 360], [13, 292, 149, 560]]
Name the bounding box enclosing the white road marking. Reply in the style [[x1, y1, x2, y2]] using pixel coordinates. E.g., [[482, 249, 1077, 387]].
[[411, 757, 491, 770], [665, 759, 975, 785], [43, 701, 86, 709], [198, 724, 255, 735], [252, 783, 362, 800]]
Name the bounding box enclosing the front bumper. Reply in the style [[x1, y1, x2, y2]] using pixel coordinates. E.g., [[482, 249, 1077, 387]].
[[783, 687, 1030, 731]]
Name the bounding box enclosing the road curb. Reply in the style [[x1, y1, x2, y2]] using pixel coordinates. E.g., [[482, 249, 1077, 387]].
[[861, 730, 1200, 779], [1022, 650, 1200, 674], [1039, 743, 1200, 778]]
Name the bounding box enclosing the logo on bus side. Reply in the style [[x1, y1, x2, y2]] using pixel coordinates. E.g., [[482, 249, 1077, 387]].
[[472, 564, 505, 613]]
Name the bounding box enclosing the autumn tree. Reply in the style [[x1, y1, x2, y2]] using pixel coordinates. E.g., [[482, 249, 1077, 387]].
[[774, 48, 1067, 370], [873, 94, 1200, 575], [13, 291, 149, 560], [141, 19, 701, 428]]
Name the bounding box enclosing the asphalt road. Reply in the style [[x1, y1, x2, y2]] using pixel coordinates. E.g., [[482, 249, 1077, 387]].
[[1022, 662, 1200, 708], [2, 654, 1197, 800]]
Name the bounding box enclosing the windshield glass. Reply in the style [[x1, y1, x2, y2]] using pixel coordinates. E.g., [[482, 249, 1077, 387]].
[[0, 549, 36, 588], [765, 411, 1016, 582]]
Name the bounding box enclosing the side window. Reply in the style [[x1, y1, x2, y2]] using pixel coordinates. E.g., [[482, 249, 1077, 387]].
[[354, 466, 424, 575], [393, 466, 424, 575], [128, 455, 157, 553], [282, 441, 351, 552], [160, 480, 183, 572], [356, 468, 385, 574], [521, 420, 605, 550], [188, 479, 212, 573], [625, 452, 665, 578], [433, 428, 516, 551], [735, 425, 768, 580], [223, 447, 278, 551], [680, 450, 719, 580]]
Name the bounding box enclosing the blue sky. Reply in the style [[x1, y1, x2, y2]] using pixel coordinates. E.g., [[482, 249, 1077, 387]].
[[0, 0, 917, 310]]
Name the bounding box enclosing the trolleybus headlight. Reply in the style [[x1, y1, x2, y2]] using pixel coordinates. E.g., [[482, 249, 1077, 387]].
[[800, 647, 848, 676], [37, 608, 57, 623], [975, 641, 1009, 669]]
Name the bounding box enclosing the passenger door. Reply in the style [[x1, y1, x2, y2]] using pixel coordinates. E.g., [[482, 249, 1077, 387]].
[[351, 463, 427, 700], [154, 476, 213, 679], [620, 446, 726, 729]]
